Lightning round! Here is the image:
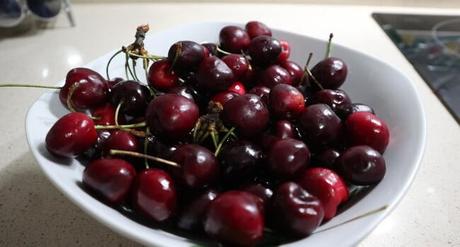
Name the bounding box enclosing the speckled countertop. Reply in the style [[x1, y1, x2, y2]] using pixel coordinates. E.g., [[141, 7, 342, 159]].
[[0, 3, 459, 247]]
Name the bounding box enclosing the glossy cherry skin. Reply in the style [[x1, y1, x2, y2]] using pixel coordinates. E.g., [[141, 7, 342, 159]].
[[299, 104, 342, 150], [171, 144, 219, 189], [83, 158, 136, 205], [177, 190, 218, 231], [132, 169, 177, 222], [313, 148, 341, 169], [271, 182, 324, 237], [202, 42, 219, 57], [297, 167, 349, 220], [147, 59, 179, 90], [167, 86, 199, 103], [268, 138, 310, 178], [222, 94, 269, 137], [167, 40, 205, 71], [352, 103, 375, 115], [219, 26, 251, 53], [248, 35, 281, 67], [196, 56, 235, 92], [204, 191, 264, 247], [337, 145, 386, 185], [102, 130, 139, 155], [222, 54, 251, 81], [280, 60, 304, 86], [46, 112, 97, 158], [277, 40, 291, 62], [245, 21, 272, 39], [110, 80, 151, 118], [145, 94, 199, 140], [59, 67, 109, 110], [211, 91, 238, 107], [242, 183, 273, 209], [248, 86, 270, 106], [145, 136, 177, 160], [258, 64, 292, 88], [274, 120, 297, 139], [91, 104, 116, 126], [312, 89, 352, 119], [311, 57, 348, 89], [219, 140, 264, 183], [345, 112, 390, 154], [269, 84, 305, 119]]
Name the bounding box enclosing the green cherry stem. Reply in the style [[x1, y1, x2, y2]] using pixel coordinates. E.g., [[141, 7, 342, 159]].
[[325, 33, 334, 59], [106, 49, 123, 80], [0, 84, 62, 89], [66, 83, 79, 113], [109, 149, 179, 167], [95, 121, 146, 130], [214, 127, 236, 156]]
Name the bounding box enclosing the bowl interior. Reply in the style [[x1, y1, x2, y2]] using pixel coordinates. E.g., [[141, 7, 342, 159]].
[[25, 22, 426, 247]]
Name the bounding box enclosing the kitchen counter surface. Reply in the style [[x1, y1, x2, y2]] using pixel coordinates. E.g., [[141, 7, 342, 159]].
[[0, 3, 459, 247]]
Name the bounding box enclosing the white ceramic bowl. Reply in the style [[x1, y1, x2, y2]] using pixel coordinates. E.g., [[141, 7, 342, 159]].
[[25, 22, 426, 247]]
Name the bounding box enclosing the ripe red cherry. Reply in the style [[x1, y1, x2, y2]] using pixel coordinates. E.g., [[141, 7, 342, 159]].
[[274, 120, 297, 139], [248, 86, 270, 106], [258, 64, 292, 88], [59, 68, 109, 110], [167, 40, 205, 72], [211, 91, 238, 107], [177, 190, 218, 231], [83, 158, 136, 205], [219, 26, 251, 53], [268, 138, 310, 178], [222, 94, 269, 137], [167, 86, 199, 103], [271, 182, 324, 237], [277, 40, 291, 62], [147, 59, 179, 90], [297, 167, 349, 220], [102, 130, 139, 155], [312, 89, 352, 119], [110, 80, 152, 118], [46, 112, 97, 158], [132, 169, 177, 222], [228, 81, 246, 95], [219, 140, 264, 183], [202, 42, 218, 57], [145, 94, 199, 140], [204, 191, 264, 247], [337, 145, 386, 185], [221, 54, 250, 80], [245, 21, 272, 39], [345, 112, 390, 153], [248, 35, 281, 67], [269, 84, 305, 119], [313, 148, 341, 169], [196, 56, 235, 92], [311, 57, 348, 89], [91, 104, 115, 126], [171, 144, 219, 189], [280, 60, 304, 86], [241, 183, 273, 209]]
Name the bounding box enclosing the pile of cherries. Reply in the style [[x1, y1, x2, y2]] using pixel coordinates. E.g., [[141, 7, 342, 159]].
[[44, 21, 390, 246]]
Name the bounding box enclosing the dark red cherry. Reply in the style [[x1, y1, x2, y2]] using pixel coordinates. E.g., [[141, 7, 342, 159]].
[[147, 59, 179, 90], [269, 84, 305, 119], [83, 158, 136, 205], [167, 86, 199, 103], [337, 145, 386, 185], [313, 89, 352, 119], [91, 104, 115, 126], [204, 191, 264, 247], [145, 94, 199, 140], [268, 138, 310, 178], [107, 77, 124, 89], [274, 120, 297, 139], [196, 56, 235, 92], [271, 182, 324, 237], [248, 86, 270, 106], [297, 167, 348, 220], [202, 42, 219, 57], [241, 183, 273, 209], [352, 103, 375, 114], [299, 104, 342, 150], [167, 40, 205, 72], [222, 94, 269, 137], [280, 60, 304, 86], [222, 54, 251, 80], [219, 140, 264, 183], [132, 169, 177, 222], [110, 80, 151, 118], [46, 112, 98, 158], [59, 67, 109, 110], [171, 144, 219, 189], [248, 35, 281, 67], [102, 130, 139, 155], [277, 40, 291, 62], [177, 190, 218, 231], [228, 81, 246, 95], [211, 91, 238, 107], [311, 57, 348, 89], [219, 26, 251, 53], [245, 21, 272, 39], [145, 136, 177, 161], [313, 148, 341, 169], [258, 64, 292, 88], [345, 112, 390, 154]]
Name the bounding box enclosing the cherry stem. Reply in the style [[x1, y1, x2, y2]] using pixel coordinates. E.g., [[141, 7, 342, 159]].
[[109, 149, 179, 167], [300, 52, 314, 85], [114, 101, 123, 126], [314, 205, 388, 234], [0, 84, 61, 90], [95, 121, 146, 130], [214, 127, 235, 156], [325, 33, 334, 59], [305, 67, 324, 90], [66, 83, 79, 113], [216, 46, 233, 55], [143, 130, 151, 169], [106, 49, 123, 80]]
